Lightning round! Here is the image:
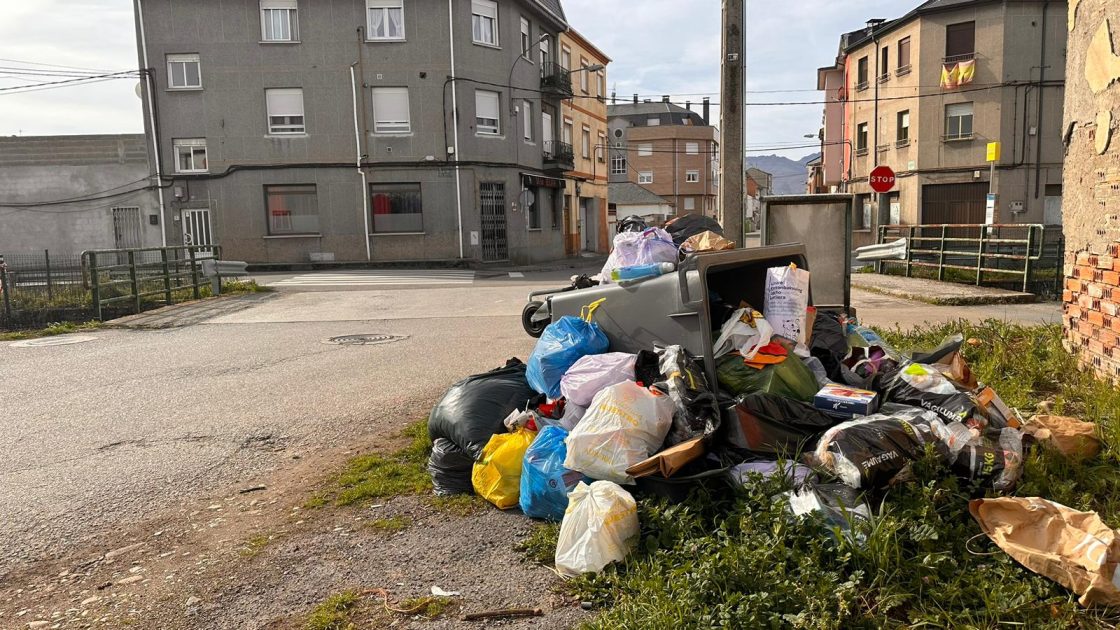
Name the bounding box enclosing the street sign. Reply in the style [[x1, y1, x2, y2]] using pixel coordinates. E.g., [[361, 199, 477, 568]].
[[869, 165, 896, 193], [986, 141, 1002, 162], [986, 194, 997, 225]]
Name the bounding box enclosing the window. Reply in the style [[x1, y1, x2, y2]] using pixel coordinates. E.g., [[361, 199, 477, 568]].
[[647, 117, 661, 127], [686, 170, 700, 183], [167, 54, 201, 89], [367, 0, 404, 41], [856, 122, 869, 152], [371, 87, 410, 133], [266, 88, 305, 134], [610, 155, 627, 175], [370, 183, 422, 233], [557, 194, 566, 229], [686, 142, 699, 155], [857, 195, 873, 229], [897, 110, 910, 144], [597, 132, 607, 162], [522, 100, 533, 141], [260, 0, 298, 42], [173, 138, 207, 173], [683, 197, 696, 211], [638, 143, 652, 157], [638, 171, 653, 184], [563, 120, 573, 145], [581, 126, 591, 159], [580, 59, 589, 92], [472, 0, 498, 46], [526, 187, 541, 230], [475, 90, 500, 135], [539, 35, 551, 67], [560, 46, 571, 70], [265, 184, 318, 235], [520, 17, 531, 59], [945, 102, 974, 140], [898, 37, 912, 72], [879, 47, 889, 80], [856, 56, 869, 89], [945, 21, 976, 59], [542, 110, 554, 153], [597, 71, 605, 99]]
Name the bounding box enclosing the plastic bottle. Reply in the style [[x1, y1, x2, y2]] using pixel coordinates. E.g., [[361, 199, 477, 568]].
[[611, 262, 676, 284]]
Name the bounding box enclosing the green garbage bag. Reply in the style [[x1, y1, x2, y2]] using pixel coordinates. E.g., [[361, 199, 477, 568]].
[[716, 354, 819, 402]]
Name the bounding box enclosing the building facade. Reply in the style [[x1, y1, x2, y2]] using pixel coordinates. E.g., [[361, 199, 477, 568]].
[[134, 0, 582, 265], [0, 135, 162, 254], [607, 98, 719, 218], [819, 0, 1067, 247], [745, 167, 772, 230], [558, 29, 610, 254]]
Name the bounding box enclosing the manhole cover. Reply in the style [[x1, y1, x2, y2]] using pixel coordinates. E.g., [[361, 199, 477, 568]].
[[325, 334, 408, 346], [10, 335, 98, 348]]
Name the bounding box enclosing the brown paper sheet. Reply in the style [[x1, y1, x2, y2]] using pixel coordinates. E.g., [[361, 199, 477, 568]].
[[1024, 415, 1101, 460], [625, 437, 706, 479]]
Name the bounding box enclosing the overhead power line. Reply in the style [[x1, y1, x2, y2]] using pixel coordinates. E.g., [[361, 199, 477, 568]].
[[0, 71, 140, 96]]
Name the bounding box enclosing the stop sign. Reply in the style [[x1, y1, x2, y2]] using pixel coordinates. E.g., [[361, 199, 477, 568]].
[[870, 165, 896, 193]]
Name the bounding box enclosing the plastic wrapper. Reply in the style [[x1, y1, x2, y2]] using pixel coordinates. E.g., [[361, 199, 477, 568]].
[[526, 314, 610, 400], [764, 264, 811, 345], [654, 345, 721, 446], [664, 213, 724, 246], [559, 352, 636, 407], [951, 426, 1024, 491], [810, 311, 849, 382], [599, 228, 679, 284], [559, 402, 588, 432], [564, 381, 675, 484], [555, 481, 639, 577], [713, 307, 774, 360], [716, 353, 819, 402], [813, 407, 946, 489], [519, 426, 587, 521], [784, 483, 872, 543], [428, 438, 475, 496], [471, 428, 537, 510], [726, 392, 841, 455], [886, 363, 977, 425], [428, 359, 536, 461]]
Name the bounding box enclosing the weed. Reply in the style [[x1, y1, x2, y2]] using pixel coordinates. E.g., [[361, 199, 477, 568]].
[[514, 522, 560, 565], [239, 534, 273, 558], [398, 596, 457, 619], [305, 591, 362, 630], [303, 495, 328, 509], [328, 421, 433, 507], [426, 494, 486, 517], [0, 320, 101, 341], [220, 280, 273, 294], [365, 516, 413, 534]]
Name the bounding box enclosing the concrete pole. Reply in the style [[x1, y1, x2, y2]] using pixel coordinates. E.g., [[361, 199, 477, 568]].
[[719, 0, 745, 247]]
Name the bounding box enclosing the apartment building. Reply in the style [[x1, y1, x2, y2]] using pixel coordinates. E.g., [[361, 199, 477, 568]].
[[133, 0, 583, 265], [817, 0, 1066, 246], [607, 98, 719, 218], [558, 29, 610, 254]]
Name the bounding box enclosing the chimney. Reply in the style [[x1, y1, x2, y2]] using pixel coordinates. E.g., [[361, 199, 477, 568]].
[[702, 97, 711, 124], [633, 93, 638, 104], [685, 100, 692, 111], [662, 95, 670, 103]]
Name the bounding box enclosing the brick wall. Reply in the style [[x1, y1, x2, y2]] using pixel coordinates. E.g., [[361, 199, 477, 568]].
[[1065, 247, 1120, 379]]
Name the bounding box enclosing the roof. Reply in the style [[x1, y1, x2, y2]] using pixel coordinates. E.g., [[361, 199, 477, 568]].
[[842, 0, 999, 52], [531, 0, 567, 29], [563, 28, 611, 64], [609, 182, 671, 206], [608, 101, 709, 125]]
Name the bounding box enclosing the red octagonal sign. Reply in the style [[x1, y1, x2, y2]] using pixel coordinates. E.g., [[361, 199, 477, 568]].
[[870, 165, 897, 193]]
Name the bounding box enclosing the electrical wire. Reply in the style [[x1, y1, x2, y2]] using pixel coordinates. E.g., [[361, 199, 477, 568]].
[[0, 188, 157, 215], [0, 185, 162, 209], [0, 176, 157, 207], [0, 57, 116, 73], [0, 71, 140, 96]]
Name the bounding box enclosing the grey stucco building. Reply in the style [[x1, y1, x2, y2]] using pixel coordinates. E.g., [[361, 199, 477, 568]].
[[134, 0, 574, 265]]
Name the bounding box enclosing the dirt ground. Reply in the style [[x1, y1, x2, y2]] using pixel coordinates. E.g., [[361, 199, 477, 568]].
[[0, 400, 589, 630]]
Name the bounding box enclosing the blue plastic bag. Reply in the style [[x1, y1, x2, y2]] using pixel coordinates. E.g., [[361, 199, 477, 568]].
[[520, 426, 587, 521], [526, 302, 610, 399]]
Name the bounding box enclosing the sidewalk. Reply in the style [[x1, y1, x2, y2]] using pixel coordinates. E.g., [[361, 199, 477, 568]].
[[851, 272, 1038, 306]]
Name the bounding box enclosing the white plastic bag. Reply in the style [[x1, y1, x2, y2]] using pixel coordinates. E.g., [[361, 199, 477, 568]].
[[560, 353, 637, 407], [559, 402, 588, 431], [564, 381, 675, 484], [713, 307, 774, 360], [763, 264, 811, 345], [599, 228, 678, 284], [555, 481, 639, 577]]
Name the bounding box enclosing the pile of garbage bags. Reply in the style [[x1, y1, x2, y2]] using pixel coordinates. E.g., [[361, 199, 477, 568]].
[[425, 250, 1103, 592]]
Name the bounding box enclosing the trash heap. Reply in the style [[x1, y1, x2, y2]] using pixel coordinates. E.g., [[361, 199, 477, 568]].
[[426, 223, 1111, 606]]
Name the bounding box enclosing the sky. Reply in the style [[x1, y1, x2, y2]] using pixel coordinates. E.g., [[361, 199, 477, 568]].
[[0, 0, 905, 158]]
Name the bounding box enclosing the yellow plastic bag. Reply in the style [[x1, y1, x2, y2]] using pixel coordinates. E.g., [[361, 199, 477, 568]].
[[472, 428, 537, 509]]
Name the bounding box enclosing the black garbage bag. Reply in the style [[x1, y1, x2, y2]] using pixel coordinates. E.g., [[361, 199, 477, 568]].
[[809, 310, 848, 382], [634, 349, 662, 388], [885, 363, 976, 425], [716, 353, 819, 402], [783, 482, 872, 543], [950, 427, 1024, 492], [664, 214, 725, 246], [428, 438, 475, 496], [428, 359, 535, 461], [653, 345, 721, 446], [725, 392, 841, 455], [813, 407, 947, 489]]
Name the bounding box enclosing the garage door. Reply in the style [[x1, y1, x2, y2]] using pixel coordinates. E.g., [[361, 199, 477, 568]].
[[921, 182, 988, 225]]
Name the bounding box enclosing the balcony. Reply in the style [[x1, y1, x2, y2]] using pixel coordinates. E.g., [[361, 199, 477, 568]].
[[540, 63, 573, 99], [542, 140, 574, 173], [941, 133, 974, 143]]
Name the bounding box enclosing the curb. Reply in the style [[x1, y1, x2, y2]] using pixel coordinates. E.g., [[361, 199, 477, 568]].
[[852, 283, 1038, 306]]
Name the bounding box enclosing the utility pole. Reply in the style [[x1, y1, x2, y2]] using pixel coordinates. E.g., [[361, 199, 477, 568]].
[[719, 0, 745, 247]]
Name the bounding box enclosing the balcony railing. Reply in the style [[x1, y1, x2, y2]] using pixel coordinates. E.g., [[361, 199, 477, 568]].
[[877, 73, 891, 84], [942, 132, 974, 142], [943, 52, 976, 63], [895, 138, 911, 148], [896, 64, 912, 77], [543, 140, 574, 171], [855, 147, 869, 157], [855, 80, 869, 92], [877, 143, 892, 153], [540, 63, 573, 98]]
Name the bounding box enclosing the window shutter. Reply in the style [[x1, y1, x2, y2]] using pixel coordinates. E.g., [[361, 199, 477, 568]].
[[374, 88, 409, 122], [267, 89, 304, 116], [472, 0, 496, 18], [945, 22, 975, 57], [367, 0, 400, 6], [261, 0, 297, 8], [946, 103, 972, 118], [476, 90, 499, 119], [901, 111, 910, 127]]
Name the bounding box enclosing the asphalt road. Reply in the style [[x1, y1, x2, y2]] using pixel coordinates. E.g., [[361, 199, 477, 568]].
[[0, 263, 1060, 580]]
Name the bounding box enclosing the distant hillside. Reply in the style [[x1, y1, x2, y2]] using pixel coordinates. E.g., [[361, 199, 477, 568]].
[[747, 153, 820, 195]]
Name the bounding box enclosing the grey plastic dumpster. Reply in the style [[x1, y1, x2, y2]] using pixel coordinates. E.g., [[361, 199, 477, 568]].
[[548, 244, 810, 389]]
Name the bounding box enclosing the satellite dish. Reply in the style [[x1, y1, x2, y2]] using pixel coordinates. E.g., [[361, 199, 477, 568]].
[[135, 82, 143, 98], [518, 188, 535, 210]]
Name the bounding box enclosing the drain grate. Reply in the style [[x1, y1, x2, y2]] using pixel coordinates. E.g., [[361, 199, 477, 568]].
[[326, 334, 408, 346]]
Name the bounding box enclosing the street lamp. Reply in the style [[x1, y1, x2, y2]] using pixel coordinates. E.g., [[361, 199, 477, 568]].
[[509, 33, 550, 113]]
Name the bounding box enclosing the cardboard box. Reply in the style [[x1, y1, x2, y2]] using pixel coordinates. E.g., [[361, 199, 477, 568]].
[[814, 384, 880, 418]]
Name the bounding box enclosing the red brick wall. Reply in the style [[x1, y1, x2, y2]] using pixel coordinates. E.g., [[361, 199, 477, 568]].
[[1064, 245, 1120, 381]]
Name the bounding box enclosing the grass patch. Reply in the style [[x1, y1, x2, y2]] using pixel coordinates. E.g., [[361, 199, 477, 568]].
[[0, 320, 102, 341], [305, 591, 362, 630], [221, 279, 273, 294], [365, 516, 413, 534], [522, 322, 1120, 629], [316, 421, 433, 508], [398, 596, 457, 619], [239, 534, 274, 558], [514, 522, 560, 565], [427, 494, 486, 517]]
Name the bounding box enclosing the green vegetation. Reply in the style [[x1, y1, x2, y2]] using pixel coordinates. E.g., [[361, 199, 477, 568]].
[[307, 421, 433, 508], [0, 320, 102, 341], [305, 591, 362, 630], [515, 522, 561, 565], [520, 322, 1120, 629], [239, 534, 274, 558], [398, 596, 457, 619], [427, 494, 486, 517], [220, 279, 273, 294], [365, 516, 413, 534]]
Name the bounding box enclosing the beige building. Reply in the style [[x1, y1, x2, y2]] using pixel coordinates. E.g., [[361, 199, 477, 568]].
[[558, 29, 610, 254], [819, 0, 1067, 247]]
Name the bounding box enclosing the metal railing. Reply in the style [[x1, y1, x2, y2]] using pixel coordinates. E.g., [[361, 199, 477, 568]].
[[542, 140, 575, 168], [83, 245, 219, 320], [539, 62, 573, 98], [1, 250, 90, 329], [874, 224, 1062, 296]]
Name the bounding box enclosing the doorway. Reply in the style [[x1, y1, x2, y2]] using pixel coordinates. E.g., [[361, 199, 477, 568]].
[[480, 182, 508, 261], [579, 197, 597, 252], [181, 207, 214, 256]]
